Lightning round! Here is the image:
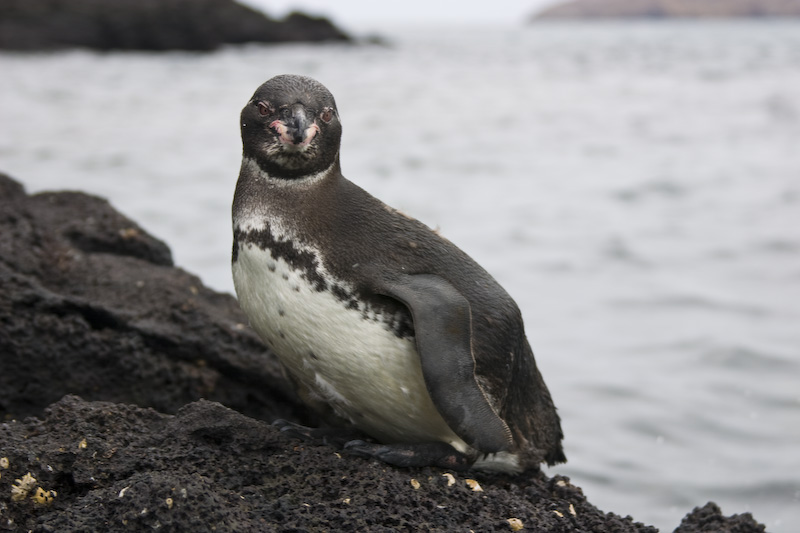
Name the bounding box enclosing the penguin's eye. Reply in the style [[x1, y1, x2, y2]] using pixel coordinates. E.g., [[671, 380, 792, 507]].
[[257, 102, 273, 116], [320, 107, 334, 123]]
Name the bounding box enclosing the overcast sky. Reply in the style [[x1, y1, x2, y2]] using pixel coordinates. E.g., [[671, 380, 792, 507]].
[[240, 0, 564, 30]]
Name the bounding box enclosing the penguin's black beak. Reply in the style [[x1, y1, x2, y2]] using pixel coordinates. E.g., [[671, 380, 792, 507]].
[[270, 103, 318, 147], [286, 104, 311, 145]]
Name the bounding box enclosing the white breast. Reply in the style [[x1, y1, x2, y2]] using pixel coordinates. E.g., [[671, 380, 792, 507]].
[[232, 239, 468, 451]]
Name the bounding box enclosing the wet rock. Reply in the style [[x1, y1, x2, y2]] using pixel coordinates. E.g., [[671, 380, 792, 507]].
[[0, 0, 350, 52], [674, 502, 767, 533]]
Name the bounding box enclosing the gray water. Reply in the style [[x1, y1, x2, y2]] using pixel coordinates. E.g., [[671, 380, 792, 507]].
[[2, 22, 799, 531]]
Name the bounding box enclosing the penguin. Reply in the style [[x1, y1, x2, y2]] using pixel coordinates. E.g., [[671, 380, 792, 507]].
[[232, 74, 565, 472]]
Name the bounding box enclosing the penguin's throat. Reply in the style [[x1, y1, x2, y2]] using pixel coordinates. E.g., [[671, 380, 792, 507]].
[[243, 155, 335, 185]]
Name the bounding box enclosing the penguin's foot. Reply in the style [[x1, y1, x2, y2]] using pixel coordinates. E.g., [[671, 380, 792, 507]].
[[272, 419, 369, 448], [343, 440, 471, 471]]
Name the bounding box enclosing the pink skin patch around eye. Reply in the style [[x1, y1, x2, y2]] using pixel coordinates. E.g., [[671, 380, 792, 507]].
[[269, 120, 320, 147]]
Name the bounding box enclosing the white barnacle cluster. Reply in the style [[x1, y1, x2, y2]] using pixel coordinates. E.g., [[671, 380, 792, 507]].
[[404, 473, 525, 532], [9, 470, 57, 506], [0, 456, 8, 481], [32, 486, 58, 506], [10, 472, 37, 502]]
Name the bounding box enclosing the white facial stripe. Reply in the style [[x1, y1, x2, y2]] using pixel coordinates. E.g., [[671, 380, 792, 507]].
[[239, 157, 333, 189]]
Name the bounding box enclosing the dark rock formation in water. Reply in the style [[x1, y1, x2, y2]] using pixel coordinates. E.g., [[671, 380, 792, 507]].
[[533, 0, 800, 20], [0, 174, 767, 531], [0, 0, 350, 51]]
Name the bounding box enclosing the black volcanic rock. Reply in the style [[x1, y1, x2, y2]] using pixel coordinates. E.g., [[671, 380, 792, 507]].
[[0, 174, 768, 531], [0, 173, 308, 424], [0, 395, 768, 532], [533, 0, 800, 20], [0, 0, 350, 51], [673, 502, 766, 533]]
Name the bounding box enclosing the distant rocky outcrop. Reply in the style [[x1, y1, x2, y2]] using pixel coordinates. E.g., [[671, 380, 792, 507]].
[[0, 0, 350, 51], [533, 0, 800, 19], [0, 173, 768, 531]]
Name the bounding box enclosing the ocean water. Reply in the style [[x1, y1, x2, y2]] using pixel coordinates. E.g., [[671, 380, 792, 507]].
[[2, 21, 799, 531]]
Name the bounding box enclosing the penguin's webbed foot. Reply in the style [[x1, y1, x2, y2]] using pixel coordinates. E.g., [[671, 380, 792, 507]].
[[344, 440, 471, 471], [272, 419, 368, 448]]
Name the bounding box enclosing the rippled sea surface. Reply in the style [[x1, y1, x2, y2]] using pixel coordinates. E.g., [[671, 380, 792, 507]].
[[2, 21, 799, 531]]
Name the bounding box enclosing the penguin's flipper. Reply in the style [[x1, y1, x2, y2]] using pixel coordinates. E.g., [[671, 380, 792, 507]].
[[380, 274, 513, 454]]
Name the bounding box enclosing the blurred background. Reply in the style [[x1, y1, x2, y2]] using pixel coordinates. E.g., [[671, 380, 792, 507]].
[[2, 0, 799, 530]]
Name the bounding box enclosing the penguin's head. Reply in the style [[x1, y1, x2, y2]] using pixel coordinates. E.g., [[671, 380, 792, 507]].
[[241, 75, 342, 179]]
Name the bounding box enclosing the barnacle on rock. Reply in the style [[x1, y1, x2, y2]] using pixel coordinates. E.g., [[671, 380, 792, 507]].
[[465, 479, 483, 492], [11, 472, 37, 502], [507, 517, 524, 531], [33, 487, 57, 506]]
